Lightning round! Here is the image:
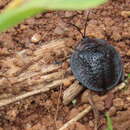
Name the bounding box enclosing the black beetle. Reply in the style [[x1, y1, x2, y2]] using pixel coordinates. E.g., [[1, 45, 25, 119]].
[[70, 15, 124, 92]]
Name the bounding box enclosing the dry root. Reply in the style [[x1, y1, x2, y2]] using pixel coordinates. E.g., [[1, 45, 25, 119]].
[[0, 76, 75, 107], [59, 105, 92, 130], [63, 80, 84, 105], [0, 38, 74, 107]]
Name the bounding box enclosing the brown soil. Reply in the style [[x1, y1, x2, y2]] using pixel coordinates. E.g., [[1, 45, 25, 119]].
[[0, 0, 130, 130]]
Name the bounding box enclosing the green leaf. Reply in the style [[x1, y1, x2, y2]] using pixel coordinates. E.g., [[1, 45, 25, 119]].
[[30, 0, 106, 10], [0, 5, 44, 32], [105, 112, 113, 130], [128, 74, 130, 78], [0, 0, 106, 32]]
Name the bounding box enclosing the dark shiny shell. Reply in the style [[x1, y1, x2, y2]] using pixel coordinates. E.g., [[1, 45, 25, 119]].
[[70, 37, 124, 92]]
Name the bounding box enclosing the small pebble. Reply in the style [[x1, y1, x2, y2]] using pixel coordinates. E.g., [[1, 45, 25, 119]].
[[89, 120, 94, 128], [95, 101, 105, 111], [65, 11, 73, 17], [26, 123, 47, 130], [25, 123, 32, 129], [13, 59, 24, 67], [81, 90, 89, 103], [26, 50, 33, 56], [65, 122, 86, 130], [6, 109, 18, 121], [0, 48, 10, 55], [93, 95, 101, 102], [113, 98, 124, 110], [126, 50, 130, 56], [63, 79, 72, 87], [20, 24, 27, 30], [121, 11, 130, 17], [31, 33, 41, 43], [54, 26, 64, 35], [126, 96, 130, 102], [55, 120, 63, 129], [108, 106, 116, 116], [74, 122, 87, 130]]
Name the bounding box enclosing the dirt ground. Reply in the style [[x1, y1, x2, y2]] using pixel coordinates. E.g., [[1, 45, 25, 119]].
[[0, 0, 130, 130]]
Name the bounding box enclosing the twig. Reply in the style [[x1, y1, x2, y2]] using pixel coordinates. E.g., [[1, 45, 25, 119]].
[[54, 72, 64, 129], [1, 38, 72, 77], [0, 76, 74, 107], [54, 83, 63, 129], [112, 82, 126, 93], [9, 67, 65, 88], [13, 57, 42, 76], [59, 105, 92, 130], [88, 90, 99, 130], [10, 64, 62, 84], [63, 80, 84, 105], [14, 39, 68, 76]]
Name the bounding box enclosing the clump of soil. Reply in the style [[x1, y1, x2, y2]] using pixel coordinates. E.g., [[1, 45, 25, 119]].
[[0, 0, 130, 130]]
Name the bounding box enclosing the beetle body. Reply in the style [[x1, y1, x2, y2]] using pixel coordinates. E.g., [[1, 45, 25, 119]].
[[70, 37, 124, 92]]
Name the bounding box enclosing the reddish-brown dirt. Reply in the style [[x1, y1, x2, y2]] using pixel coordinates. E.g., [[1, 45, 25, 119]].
[[0, 0, 130, 130]]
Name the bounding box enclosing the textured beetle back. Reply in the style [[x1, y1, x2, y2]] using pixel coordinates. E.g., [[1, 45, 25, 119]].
[[70, 38, 124, 92]]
